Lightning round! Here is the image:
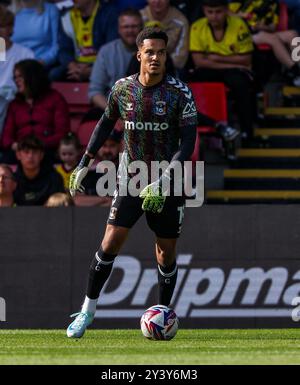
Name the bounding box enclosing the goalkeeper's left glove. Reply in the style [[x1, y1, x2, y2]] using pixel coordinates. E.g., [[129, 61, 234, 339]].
[[69, 154, 94, 197], [139, 180, 166, 214]]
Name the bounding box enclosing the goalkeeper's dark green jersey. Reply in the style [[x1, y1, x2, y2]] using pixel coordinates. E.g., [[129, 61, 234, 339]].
[[103, 73, 198, 169]]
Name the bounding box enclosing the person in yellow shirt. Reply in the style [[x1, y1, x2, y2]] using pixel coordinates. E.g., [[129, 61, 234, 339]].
[[190, 0, 255, 140], [228, 1, 300, 86]]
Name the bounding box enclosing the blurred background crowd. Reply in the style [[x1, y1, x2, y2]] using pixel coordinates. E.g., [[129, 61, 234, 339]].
[[0, 0, 299, 207]]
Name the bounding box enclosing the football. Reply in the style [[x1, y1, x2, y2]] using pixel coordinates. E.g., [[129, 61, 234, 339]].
[[140, 305, 179, 341]]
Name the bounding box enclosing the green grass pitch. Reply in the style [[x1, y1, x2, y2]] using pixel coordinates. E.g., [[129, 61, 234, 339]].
[[0, 329, 300, 365]]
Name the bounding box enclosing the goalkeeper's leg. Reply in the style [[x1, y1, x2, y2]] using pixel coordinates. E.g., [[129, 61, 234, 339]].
[[67, 225, 129, 338], [156, 237, 178, 307]]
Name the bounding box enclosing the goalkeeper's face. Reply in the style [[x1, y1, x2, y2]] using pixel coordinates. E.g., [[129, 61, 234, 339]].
[[137, 38, 167, 77]]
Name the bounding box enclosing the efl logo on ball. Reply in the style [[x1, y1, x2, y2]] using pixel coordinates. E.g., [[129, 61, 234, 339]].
[[140, 305, 179, 341]]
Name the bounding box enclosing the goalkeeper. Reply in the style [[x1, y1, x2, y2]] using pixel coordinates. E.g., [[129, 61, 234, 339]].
[[67, 27, 197, 338]]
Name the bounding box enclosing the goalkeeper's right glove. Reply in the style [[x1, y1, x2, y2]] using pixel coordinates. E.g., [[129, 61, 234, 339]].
[[139, 180, 166, 214], [69, 154, 94, 197]]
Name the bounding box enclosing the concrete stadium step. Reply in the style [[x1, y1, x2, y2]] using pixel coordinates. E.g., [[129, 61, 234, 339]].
[[282, 86, 300, 97], [264, 107, 300, 117], [257, 116, 300, 128], [207, 190, 300, 203], [254, 128, 300, 148], [234, 148, 300, 168], [254, 128, 300, 147], [255, 128, 300, 137], [224, 169, 300, 190]]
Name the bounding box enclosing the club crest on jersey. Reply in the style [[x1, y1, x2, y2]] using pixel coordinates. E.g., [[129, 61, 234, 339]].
[[154, 101, 167, 116]]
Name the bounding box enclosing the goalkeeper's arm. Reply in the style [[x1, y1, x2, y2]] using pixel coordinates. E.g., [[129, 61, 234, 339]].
[[69, 115, 117, 196], [159, 123, 197, 189], [139, 124, 196, 213]]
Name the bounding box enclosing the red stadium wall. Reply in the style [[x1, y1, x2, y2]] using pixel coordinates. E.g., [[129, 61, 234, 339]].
[[0, 206, 300, 329]]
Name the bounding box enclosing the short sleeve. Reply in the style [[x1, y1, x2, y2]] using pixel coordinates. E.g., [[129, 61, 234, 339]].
[[236, 19, 253, 54], [190, 21, 206, 52], [103, 83, 121, 121]]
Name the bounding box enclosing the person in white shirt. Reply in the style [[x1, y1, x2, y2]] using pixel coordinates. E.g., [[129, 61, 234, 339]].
[[0, 6, 34, 136]]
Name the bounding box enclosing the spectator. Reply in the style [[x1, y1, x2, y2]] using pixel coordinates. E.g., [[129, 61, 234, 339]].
[[55, 132, 82, 190], [115, 0, 146, 12], [0, 59, 69, 162], [88, 8, 143, 115], [84, 129, 122, 196], [229, 0, 300, 86], [140, 0, 189, 70], [14, 135, 65, 205], [0, 6, 34, 136], [12, 0, 60, 67], [55, 0, 119, 81], [284, 0, 300, 35], [0, 163, 16, 207], [190, 0, 255, 140], [0, 6, 34, 97], [45, 192, 74, 206], [0, 0, 10, 6], [0, 0, 18, 12], [171, 0, 204, 24]]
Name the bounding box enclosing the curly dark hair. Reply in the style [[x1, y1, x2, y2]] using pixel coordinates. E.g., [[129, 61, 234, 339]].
[[14, 59, 50, 100], [202, 0, 228, 7], [136, 27, 168, 48], [17, 135, 45, 152]]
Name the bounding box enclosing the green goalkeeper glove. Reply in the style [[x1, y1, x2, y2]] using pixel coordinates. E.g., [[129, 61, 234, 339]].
[[139, 180, 166, 214], [69, 154, 93, 197]]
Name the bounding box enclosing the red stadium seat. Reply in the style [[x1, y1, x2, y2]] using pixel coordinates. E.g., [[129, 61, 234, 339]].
[[52, 82, 90, 113], [277, 2, 289, 32], [188, 82, 227, 128], [77, 120, 97, 147], [188, 82, 228, 162]]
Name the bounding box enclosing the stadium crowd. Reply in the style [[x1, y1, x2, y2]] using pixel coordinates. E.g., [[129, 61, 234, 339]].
[[0, 0, 299, 207]]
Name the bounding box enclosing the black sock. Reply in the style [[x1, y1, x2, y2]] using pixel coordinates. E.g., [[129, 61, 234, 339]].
[[86, 248, 116, 300], [157, 261, 178, 306]]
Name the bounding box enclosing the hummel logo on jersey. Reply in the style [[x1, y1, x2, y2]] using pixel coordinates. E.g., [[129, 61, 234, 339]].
[[125, 121, 169, 131], [168, 77, 193, 100], [126, 103, 133, 111], [155, 101, 167, 116], [182, 102, 197, 118]]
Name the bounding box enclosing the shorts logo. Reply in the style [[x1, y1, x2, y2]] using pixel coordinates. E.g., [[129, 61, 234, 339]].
[[182, 102, 197, 118], [155, 101, 167, 116], [109, 207, 118, 220]]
